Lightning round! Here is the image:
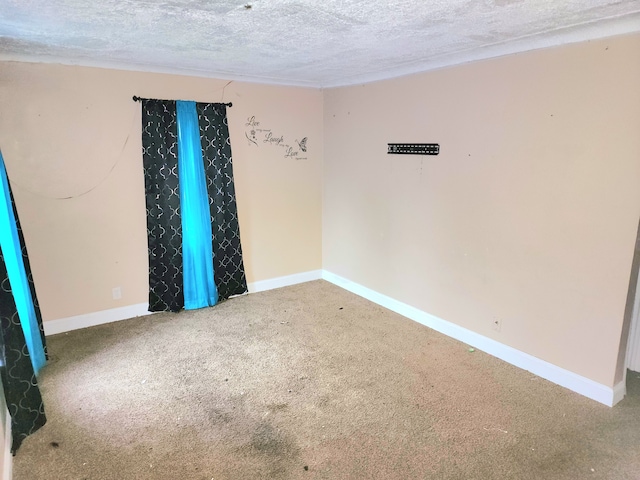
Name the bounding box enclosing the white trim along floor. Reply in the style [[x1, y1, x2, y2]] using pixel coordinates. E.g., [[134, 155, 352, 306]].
[[41, 269, 624, 407]]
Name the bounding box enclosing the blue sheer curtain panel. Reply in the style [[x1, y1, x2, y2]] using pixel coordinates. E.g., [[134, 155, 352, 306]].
[[0, 152, 46, 374], [176, 100, 218, 310]]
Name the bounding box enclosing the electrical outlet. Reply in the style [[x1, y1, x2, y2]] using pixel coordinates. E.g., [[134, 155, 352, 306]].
[[492, 318, 502, 332], [112, 287, 122, 300]]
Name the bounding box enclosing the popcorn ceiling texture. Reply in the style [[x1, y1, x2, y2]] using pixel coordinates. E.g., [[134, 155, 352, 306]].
[[1, 0, 639, 86]]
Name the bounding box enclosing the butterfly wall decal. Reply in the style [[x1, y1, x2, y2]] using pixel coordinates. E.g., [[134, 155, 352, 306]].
[[296, 137, 308, 152]]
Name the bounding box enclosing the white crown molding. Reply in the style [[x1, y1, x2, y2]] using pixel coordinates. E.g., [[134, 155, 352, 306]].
[[322, 13, 640, 88], [1, 13, 638, 89], [0, 54, 321, 89]]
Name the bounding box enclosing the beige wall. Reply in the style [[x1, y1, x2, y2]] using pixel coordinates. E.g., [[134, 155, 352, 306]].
[[1, 34, 638, 389], [323, 34, 640, 387], [0, 63, 323, 321]]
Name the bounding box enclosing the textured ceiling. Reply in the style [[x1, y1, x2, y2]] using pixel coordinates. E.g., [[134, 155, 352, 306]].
[[1, 0, 639, 87]]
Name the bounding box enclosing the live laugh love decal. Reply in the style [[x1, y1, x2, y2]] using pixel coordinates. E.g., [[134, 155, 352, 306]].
[[245, 116, 308, 160]]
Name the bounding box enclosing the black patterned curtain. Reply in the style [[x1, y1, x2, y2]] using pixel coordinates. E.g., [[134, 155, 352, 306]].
[[141, 99, 247, 312], [197, 103, 247, 300], [0, 178, 47, 454], [141, 100, 183, 312]]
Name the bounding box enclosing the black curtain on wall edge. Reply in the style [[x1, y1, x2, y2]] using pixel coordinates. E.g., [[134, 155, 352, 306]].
[[0, 178, 47, 454]]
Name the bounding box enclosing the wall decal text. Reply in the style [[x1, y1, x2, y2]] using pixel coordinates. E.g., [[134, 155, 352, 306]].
[[245, 116, 308, 160]]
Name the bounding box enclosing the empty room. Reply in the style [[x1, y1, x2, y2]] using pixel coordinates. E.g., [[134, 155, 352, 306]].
[[1, 1, 640, 479]]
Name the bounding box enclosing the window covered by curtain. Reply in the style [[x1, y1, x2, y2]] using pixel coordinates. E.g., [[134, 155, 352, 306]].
[[141, 99, 247, 312], [0, 150, 47, 454]]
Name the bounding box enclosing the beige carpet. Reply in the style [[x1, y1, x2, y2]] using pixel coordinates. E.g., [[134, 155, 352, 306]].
[[13, 280, 640, 479]]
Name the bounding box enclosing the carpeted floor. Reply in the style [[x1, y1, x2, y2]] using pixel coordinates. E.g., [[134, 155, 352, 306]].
[[13, 280, 640, 479]]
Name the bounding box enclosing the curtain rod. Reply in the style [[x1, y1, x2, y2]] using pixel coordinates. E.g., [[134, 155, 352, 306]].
[[132, 96, 232, 107]]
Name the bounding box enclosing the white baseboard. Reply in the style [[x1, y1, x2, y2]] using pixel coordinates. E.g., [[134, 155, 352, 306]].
[[40, 269, 622, 406], [612, 381, 627, 406], [43, 303, 151, 336], [248, 270, 323, 293], [43, 270, 324, 336], [322, 270, 622, 407]]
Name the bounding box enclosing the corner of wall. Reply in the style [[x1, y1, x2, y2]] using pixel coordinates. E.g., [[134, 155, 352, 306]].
[[612, 380, 627, 407], [0, 377, 12, 480]]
